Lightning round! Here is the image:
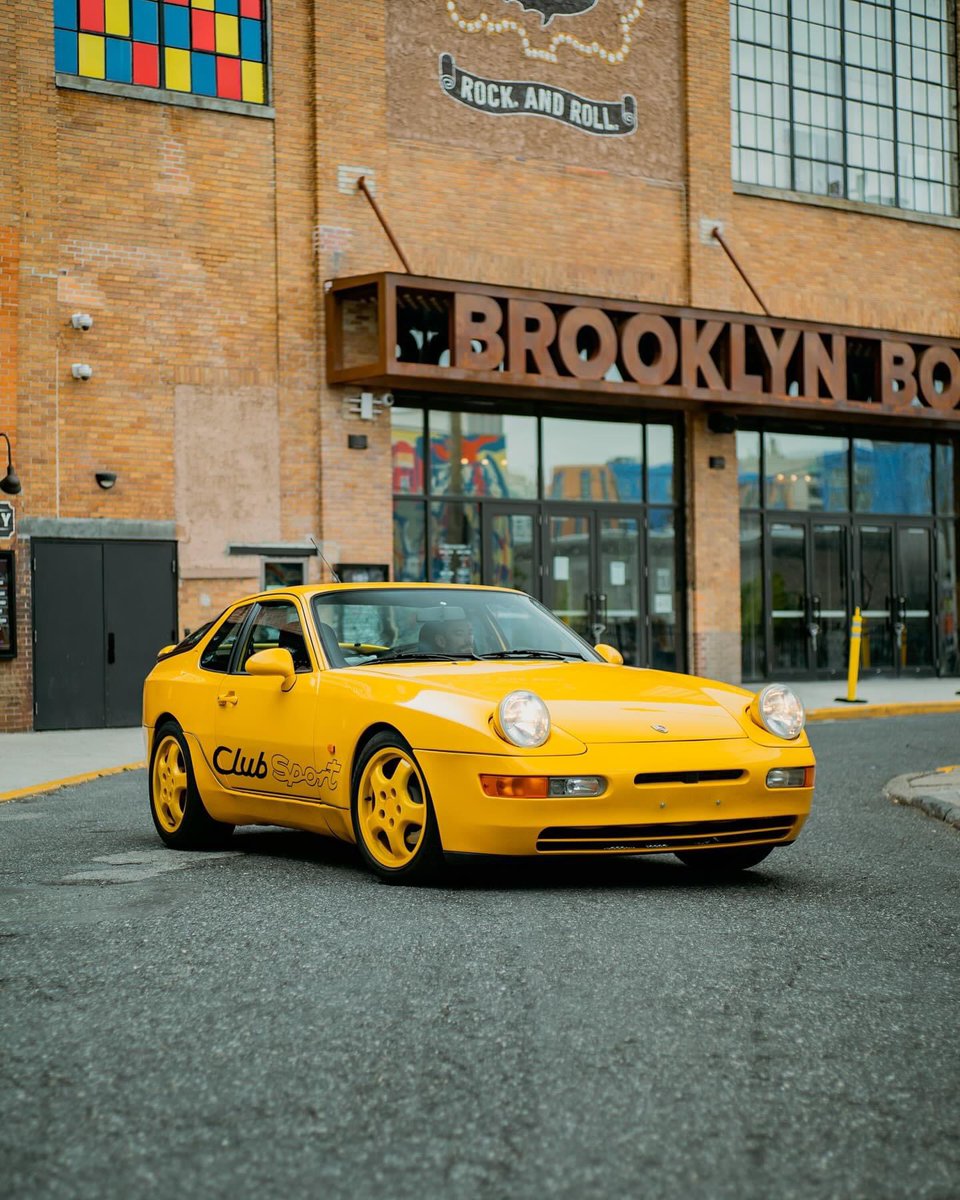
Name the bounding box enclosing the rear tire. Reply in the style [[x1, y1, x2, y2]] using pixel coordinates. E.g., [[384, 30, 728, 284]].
[[149, 722, 234, 850], [675, 844, 775, 875], [351, 732, 445, 885]]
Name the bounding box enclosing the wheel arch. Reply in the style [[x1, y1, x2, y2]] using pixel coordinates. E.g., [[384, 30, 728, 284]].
[[351, 722, 408, 791], [148, 712, 182, 761]]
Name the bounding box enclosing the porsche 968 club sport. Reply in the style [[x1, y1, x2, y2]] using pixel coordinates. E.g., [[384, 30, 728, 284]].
[[143, 584, 815, 883]]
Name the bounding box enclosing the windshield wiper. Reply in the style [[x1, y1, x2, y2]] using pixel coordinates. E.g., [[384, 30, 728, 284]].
[[476, 649, 580, 661], [369, 650, 482, 663]]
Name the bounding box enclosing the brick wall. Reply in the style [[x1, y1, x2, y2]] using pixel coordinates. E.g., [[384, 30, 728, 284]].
[[4, 3, 321, 681], [2, 0, 958, 728]]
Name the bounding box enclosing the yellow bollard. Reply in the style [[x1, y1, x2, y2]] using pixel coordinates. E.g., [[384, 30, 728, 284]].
[[836, 606, 867, 704]]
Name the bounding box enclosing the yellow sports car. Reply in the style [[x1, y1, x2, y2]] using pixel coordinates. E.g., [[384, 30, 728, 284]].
[[143, 584, 815, 884]]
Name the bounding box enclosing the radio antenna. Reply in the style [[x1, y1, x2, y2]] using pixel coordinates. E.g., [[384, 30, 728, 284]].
[[308, 535, 341, 583]]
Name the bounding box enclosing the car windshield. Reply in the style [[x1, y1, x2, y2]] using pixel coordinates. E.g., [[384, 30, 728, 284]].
[[311, 588, 601, 667]]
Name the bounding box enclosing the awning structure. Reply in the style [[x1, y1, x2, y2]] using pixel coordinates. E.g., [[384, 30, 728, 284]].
[[325, 273, 960, 425]]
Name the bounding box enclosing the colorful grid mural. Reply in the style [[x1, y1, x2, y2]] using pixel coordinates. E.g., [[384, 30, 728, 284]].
[[53, 0, 267, 105]]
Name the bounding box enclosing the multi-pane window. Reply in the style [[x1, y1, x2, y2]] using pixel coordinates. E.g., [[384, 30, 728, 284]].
[[54, 0, 268, 106], [731, 0, 959, 217]]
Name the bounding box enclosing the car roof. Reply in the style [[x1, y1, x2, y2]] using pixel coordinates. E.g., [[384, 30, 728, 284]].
[[228, 582, 525, 607]]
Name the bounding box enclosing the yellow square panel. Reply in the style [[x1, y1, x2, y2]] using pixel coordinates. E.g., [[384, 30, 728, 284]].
[[215, 13, 239, 56], [165, 48, 191, 92], [104, 0, 130, 37], [241, 59, 263, 104], [78, 34, 106, 80], [192, 0, 215, 8]]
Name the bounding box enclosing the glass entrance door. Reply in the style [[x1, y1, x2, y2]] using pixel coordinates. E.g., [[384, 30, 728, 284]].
[[482, 505, 540, 595], [543, 509, 643, 665], [768, 519, 849, 677], [858, 523, 933, 674]]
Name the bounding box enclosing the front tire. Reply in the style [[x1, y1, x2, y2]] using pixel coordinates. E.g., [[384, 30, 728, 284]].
[[149, 722, 234, 850], [351, 732, 444, 885], [675, 844, 775, 876]]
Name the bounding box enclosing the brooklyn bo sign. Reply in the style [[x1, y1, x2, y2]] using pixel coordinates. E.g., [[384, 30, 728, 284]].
[[326, 274, 960, 422]]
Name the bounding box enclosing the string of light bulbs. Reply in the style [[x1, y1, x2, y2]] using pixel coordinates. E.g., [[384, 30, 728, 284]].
[[445, 2, 645, 65]]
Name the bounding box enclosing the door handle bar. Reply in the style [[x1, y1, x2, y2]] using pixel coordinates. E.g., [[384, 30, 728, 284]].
[[217, 691, 238, 707]]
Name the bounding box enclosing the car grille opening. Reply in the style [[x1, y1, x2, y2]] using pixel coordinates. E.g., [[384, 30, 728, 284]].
[[536, 815, 797, 854], [633, 769, 745, 786]]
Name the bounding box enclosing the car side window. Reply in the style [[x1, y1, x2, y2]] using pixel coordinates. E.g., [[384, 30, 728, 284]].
[[199, 605, 252, 673], [238, 600, 313, 673]]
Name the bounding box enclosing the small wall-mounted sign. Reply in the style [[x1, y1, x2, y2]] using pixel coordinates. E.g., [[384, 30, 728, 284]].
[[0, 502, 14, 540], [0, 550, 16, 657]]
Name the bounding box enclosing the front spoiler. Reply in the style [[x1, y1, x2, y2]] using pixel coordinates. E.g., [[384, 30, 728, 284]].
[[417, 739, 814, 856]]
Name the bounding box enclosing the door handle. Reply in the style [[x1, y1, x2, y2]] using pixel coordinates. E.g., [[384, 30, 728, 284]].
[[107, 632, 115, 665], [217, 691, 238, 707]]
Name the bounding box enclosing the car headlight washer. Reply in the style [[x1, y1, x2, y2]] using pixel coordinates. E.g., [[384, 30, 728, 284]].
[[751, 683, 805, 740], [495, 690, 551, 748]]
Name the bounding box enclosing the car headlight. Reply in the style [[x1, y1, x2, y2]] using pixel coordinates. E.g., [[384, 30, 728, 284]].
[[495, 690, 551, 748], [750, 683, 805, 740]]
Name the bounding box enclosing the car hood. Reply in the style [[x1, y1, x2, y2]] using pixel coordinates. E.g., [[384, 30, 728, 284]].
[[355, 661, 751, 743]]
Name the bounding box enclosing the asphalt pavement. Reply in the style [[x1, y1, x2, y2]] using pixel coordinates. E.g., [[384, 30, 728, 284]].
[[0, 714, 957, 1200]]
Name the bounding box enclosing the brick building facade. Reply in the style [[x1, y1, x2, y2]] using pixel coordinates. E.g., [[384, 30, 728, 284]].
[[1, 0, 958, 730]]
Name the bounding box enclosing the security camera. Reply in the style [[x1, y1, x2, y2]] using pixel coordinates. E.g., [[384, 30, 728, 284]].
[[71, 363, 93, 381], [71, 312, 94, 331], [381, 392, 394, 407]]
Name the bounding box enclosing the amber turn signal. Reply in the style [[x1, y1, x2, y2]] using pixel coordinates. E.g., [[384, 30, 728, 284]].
[[480, 776, 550, 798]]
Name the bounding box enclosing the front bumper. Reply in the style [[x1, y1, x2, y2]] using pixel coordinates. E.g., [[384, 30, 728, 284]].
[[417, 739, 814, 856]]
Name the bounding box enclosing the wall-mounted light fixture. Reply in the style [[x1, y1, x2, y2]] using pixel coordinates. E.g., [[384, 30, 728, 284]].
[[344, 390, 394, 421], [95, 471, 117, 490], [0, 432, 21, 495], [70, 312, 94, 331], [71, 363, 93, 381]]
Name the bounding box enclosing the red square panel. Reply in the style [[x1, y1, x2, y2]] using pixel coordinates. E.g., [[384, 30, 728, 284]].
[[165, 0, 188, 5], [133, 42, 159, 87], [216, 56, 241, 100], [191, 10, 215, 52], [79, 0, 105, 33], [239, 0, 261, 18]]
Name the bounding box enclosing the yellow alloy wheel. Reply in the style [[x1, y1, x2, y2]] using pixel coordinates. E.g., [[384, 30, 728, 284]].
[[152, 734, 188, 834], [356, 747, 428, 869]]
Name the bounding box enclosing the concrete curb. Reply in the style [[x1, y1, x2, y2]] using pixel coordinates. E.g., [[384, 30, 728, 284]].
[[884, 771, 960, 832], [0, 760, 146, 804], [807, 701, 960, 722]]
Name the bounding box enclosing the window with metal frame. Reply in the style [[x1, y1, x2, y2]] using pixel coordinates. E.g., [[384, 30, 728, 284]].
[[731, 0, 959, 217]]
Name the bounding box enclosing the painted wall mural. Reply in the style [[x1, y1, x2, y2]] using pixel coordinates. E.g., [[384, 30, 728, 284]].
[[387, 0, 682, 177], [53, 0, 267, 105]]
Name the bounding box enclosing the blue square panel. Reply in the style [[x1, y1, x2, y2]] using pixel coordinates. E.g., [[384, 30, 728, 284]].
[[54, 0, 78, 30], [54, 28, 79, 73], [105, 37, 132, 82], [191, 51, 217, 96], [132, 0, 159, 43], [215, 0, 239, 12], [240, 17, 261, 61], [163, 4, 190, 48]]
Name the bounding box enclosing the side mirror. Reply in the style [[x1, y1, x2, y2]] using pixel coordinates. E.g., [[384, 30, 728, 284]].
[[156, 644, 176, 660], [245, 647, 297, 691], [594, 643, 624, 666]]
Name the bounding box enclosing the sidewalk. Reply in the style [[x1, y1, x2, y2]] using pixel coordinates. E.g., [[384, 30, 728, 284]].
[[784, 675, 960, 722], [1, 676, 959, 804], [0, 727, 144, 800]]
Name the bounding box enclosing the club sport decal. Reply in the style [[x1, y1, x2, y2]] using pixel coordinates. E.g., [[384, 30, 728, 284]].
[[213, 746, 342, 793], [214, 746, 268, 780], [272, 755, 342, 792]]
